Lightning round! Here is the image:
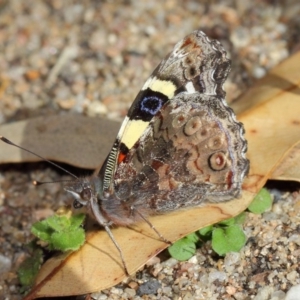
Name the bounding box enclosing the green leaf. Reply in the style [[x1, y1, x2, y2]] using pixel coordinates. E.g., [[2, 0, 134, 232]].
[[18, 248, 43, 291], [185, 232, 199, 243], [31, 213, 86, 251], [31, 220, 53, 242], [47, 215, 70, 232], [51, 228, 85, 251], [234, 212, 246, 224], [168, 237, 196, 261], [198, 225, 213, 236], [70, 213, 86, 229], [218, 217, 235, 226], [248, 188, 272, 214], [212, 225, 246, 256]]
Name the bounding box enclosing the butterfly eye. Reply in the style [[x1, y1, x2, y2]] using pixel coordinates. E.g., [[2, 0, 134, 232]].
[[80, 188, 92, 201], [73, 200, 83, 209]]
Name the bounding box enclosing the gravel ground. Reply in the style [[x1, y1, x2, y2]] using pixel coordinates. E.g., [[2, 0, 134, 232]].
[[0, 1, 300, 299]]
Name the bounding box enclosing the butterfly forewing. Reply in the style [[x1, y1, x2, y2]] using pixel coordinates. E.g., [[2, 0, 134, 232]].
[[101, 30, 231, 194]]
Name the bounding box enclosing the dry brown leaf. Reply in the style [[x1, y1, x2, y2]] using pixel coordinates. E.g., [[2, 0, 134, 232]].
[[24, 190, 254, 298], [231, 51, 300, 116], [0, 115, 120, 169], [236, 50, 300, 191], [15, 51, 300, 298], [270, 141, 300, 182]]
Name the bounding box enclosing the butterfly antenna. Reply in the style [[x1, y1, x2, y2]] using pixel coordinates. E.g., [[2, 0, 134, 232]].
[[33, 179, 76, 186], [0, 136, 78, 179]]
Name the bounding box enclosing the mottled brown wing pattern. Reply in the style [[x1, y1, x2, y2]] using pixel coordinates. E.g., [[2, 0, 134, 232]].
[[101, 30, 231, 195], [100, 93, 249, 224]]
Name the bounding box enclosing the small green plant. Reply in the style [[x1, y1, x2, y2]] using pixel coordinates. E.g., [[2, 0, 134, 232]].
[[168, 213, 247, 260], [248, 188, 272, 214], [168, 188, 272, 260], [18, 212, 86, 293], [211, 223, 246, 256], [31, 213, 86, 251], [167, 233, 199, 261], [17, 243, 43, 293]]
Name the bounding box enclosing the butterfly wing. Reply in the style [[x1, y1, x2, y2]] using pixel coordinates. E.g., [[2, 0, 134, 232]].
[[100, 91, 249, 224], [101, 30, 231, 195]]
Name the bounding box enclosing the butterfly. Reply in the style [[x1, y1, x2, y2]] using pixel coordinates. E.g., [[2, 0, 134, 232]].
[[65, 30, 249, 274]]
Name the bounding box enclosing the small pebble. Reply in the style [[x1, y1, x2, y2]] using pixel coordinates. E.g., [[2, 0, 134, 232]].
[[270, 290, 286, 300], [188, 255, 198, 264], [208, 270, 227, 283], [137, 280, 161, 296], [110, 287, 122, 295], [0, 254, 12, 275], [91, 292, 108, 300], [163, 257, 178, 268], [285, 285, 300, 300], [252, 66, 266, 78], [287, 270, 298, 282], [124, 287, 136, 297], [253, 286, 274, 300]]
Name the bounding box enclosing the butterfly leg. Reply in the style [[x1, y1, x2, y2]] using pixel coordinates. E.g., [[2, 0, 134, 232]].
[[132, 207, 172, 245], [103, 224, 130, 276], [90, 198, 130, 275]]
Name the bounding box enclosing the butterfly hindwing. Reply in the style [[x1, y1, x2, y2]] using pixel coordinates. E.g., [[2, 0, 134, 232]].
[[106, 92, 248, 221]]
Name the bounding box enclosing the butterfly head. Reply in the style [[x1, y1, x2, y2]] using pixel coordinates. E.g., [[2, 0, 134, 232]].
[[65, 177, 101, 209], [65, 176, 114, 227]]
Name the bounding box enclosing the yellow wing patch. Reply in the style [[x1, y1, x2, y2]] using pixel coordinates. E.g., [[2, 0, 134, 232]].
[[117, 77, 177, 150], [120, 119, 149, 150], [142, 77, 176, 99]]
